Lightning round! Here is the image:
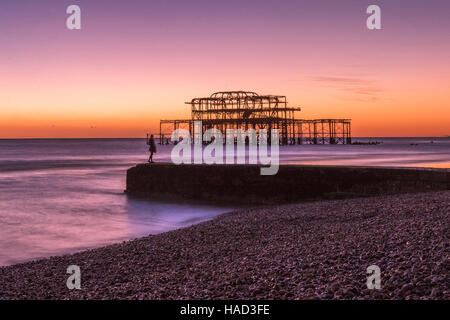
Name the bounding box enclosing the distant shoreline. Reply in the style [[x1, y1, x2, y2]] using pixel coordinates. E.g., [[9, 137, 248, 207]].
[[0, 136, 449, 140]]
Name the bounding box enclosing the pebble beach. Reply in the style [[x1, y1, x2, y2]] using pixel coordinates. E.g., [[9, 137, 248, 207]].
[[0, 191, 448, 300]]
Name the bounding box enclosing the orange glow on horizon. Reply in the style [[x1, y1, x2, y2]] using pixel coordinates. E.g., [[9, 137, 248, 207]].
[[1, 1, 449, 138]]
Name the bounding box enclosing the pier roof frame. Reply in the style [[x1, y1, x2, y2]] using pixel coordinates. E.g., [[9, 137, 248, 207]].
[[158, 90, 352, 145]]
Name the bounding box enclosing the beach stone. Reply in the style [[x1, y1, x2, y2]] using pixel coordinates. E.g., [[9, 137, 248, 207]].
[[0, 190, 448, 300]]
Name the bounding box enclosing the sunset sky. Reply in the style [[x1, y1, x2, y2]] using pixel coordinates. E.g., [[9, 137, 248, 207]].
[[1, 0, 449, 138]]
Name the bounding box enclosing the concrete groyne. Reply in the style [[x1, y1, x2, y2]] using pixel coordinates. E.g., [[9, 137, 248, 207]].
[[126, 163, 449, 204]]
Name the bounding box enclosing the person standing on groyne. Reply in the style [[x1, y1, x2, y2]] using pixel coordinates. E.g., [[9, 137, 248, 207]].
[[148, 134, 156, 163]]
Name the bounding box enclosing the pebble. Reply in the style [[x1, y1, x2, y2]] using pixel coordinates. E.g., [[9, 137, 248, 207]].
[[0, 191, 448, 300]]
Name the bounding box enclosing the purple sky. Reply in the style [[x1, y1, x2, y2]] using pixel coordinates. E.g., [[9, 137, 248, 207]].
[[1, 0, 449, 137]]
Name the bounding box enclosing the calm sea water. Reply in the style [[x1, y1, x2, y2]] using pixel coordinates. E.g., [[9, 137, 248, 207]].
[[0, 137, 449, 266]]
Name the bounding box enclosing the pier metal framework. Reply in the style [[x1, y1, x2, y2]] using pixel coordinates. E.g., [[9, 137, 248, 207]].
[[158, 91, 351, 145]]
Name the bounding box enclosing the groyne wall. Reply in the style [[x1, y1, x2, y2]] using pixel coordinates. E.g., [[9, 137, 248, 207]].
[[126, 163, 449, 204]]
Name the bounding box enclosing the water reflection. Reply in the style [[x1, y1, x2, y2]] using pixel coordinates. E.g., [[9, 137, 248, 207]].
[[0, 163, 230, 266], [0, 138, 448, 266]]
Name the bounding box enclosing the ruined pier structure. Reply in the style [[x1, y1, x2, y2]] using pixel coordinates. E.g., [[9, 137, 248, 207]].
[[159, 91, 351, 145]]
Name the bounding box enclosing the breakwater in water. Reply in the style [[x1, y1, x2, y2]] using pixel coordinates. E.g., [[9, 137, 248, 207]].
[[126, 164, 449, 204]]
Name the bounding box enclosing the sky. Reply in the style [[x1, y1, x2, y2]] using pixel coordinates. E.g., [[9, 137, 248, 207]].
[[0, 0, 449, 138]]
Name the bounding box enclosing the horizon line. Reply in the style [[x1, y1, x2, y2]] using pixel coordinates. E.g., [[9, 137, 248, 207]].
[[0, 136, 448, 140]]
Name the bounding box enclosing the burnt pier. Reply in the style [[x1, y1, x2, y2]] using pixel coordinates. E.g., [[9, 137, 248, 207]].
[[158, 91, 352, 145]]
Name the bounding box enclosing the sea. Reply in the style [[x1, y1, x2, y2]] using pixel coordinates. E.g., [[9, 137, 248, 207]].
[[0, 137, 449, 266]]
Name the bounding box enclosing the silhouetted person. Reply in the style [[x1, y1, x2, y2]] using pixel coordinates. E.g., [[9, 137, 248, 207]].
[[148, 134, 156, 163]]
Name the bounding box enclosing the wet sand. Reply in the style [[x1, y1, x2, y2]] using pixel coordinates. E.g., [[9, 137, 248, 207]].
[[0, 191, 448, 300]]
